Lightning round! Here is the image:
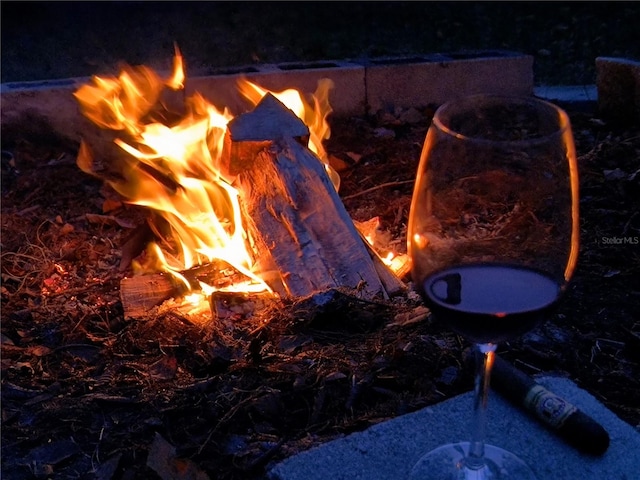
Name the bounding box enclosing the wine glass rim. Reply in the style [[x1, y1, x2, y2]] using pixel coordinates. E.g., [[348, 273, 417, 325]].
[[432, 94, 572, 146]]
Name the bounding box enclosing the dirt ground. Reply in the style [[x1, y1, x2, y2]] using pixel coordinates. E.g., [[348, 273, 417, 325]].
[[1, 3, 640, 480]]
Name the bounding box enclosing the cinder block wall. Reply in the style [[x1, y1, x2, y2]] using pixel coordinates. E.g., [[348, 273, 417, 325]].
[[1, 51, 534, 145]]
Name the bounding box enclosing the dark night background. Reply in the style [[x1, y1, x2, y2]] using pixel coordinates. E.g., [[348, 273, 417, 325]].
[[2, 2, 640, 480], [2, 1, 640, 85]]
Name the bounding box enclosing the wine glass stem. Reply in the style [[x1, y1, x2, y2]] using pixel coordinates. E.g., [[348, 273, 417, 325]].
[[466, 343, 497, 470]]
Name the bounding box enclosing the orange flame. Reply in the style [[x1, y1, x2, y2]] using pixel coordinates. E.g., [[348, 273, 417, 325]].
[[73, 50, 335, 297]]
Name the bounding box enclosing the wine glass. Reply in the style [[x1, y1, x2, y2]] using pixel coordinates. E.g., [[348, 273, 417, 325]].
[[407, 94, 579, 479]]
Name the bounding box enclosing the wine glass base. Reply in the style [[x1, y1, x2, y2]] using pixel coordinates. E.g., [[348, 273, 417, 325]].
[[409, 442, 537, 480]]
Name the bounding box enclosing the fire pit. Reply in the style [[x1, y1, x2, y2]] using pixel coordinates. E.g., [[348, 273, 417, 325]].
[[1, 50, 639, 480]]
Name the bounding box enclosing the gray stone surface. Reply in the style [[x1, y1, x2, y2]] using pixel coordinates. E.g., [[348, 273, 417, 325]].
[[366, 52, 534, 113], [534, 84, 597, 101], [268, 376, 640, 480]]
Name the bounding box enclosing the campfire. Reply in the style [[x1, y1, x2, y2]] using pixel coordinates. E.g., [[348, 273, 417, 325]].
[[73, 49, 407, 319]]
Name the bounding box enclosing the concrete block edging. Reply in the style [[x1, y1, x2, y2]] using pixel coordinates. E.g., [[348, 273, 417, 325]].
[[1, 50, 533, 144]]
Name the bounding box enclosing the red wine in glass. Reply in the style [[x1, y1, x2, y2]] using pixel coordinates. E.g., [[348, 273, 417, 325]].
[[422, 263, 563, 344]]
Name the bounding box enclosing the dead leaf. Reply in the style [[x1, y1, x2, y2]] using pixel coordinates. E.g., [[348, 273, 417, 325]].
[[102, 198, 123, 213], [60, 223, 75, 235], [27, 345, 52, 357], [277, 334, 313, 354], [21, 438, 80, 473], [387, 306, 431, 328], [373, 127, 395, 139], [147, 432, 210, 480], [85, 213, 137, 229], [119, 223, 154, 271], [94, 453, 122, 480], [346, 151, 363, 163]]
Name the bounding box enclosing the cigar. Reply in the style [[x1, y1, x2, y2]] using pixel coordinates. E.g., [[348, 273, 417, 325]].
[[490, 355, 610, 456]]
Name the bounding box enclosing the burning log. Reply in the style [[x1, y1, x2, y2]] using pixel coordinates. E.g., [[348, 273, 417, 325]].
[[120, 274, 178, 318], [120, 261, 252, 318], [226, 94, 400, 300]]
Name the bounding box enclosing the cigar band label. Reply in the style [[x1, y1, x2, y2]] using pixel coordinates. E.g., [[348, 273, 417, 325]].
[[523, 385, 577, 429]]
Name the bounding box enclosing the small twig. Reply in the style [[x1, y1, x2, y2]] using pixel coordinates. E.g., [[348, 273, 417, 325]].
[[341, 180, 414, 201], [44, 283, 105, 298], [622, 211, 639, 236], [1, 250, 50, 295], [51, 343, 102, 355], [0, 251, 47, 264], [16, 205, 41, 216]]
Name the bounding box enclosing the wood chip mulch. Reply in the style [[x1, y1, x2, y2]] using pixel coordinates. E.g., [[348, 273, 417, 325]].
[[1, 105, 639, 480]]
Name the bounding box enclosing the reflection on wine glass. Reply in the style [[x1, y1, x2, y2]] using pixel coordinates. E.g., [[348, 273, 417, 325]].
[[407, 94, 579, 479]]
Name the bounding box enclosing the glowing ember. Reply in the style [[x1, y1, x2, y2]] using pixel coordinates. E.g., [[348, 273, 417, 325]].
[[355, 217, 410, 277], [73, 50, 336, 301]]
